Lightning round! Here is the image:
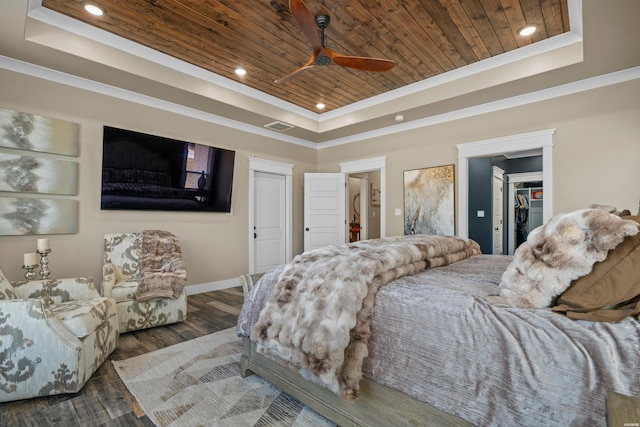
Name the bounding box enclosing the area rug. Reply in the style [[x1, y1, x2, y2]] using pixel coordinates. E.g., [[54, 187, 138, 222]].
[[112, 328, 335, 427]]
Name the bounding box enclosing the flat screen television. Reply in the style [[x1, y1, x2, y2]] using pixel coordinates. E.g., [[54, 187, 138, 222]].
[[101, 126, 235, 212]]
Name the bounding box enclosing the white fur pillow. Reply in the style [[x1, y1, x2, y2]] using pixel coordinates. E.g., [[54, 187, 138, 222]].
[[486, 209, 640, 309], [0, 267, 19, 300]]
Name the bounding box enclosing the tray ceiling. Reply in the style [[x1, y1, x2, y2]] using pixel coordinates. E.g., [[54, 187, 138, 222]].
[[41, 0, 570, 113]]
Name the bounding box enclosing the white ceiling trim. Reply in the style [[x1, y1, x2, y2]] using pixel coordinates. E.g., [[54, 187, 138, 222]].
[[26, 0, 319, 122], [321, 0, 582, 121], [316, 66, 640, 149], [26, 0, 584, 131], [319, 31, 583, 122], [2, 54, 638, 150], [0, 55, 317, 149]]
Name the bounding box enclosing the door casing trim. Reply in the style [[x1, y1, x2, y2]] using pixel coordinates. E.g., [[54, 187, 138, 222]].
[[248, 157, 294, 274]]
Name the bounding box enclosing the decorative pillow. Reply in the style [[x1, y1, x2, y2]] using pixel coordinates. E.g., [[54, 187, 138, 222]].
[[0, 267, 19, 300], [486, 209, 639, 309], [552, 216, 640, 321]]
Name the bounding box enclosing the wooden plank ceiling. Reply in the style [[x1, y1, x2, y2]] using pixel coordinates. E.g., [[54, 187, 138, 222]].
[[41, 0, 570, 113]]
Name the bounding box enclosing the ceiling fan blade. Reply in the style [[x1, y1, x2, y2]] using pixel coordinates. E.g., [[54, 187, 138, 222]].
[[274, 54, 316, 83], [282, 1, 393, 83], [289, 0, 322, 53], [326, 49, 395, 72]]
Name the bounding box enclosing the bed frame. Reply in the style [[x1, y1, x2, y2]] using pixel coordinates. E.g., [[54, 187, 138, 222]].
[[238, 273, 470, 427], [238, 274, 639, 426]]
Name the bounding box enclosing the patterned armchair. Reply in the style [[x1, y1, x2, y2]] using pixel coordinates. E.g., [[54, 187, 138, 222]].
[[0, 270, 118, 403], [102, 232, 187, 333]]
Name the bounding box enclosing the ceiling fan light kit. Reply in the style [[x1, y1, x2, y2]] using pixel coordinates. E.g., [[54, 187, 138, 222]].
[[275, 0, 395, 83]]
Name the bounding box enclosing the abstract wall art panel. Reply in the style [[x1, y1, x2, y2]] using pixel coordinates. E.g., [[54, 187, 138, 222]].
[[0, 153, 78, 195], [0, 197, 78, 235], [0, 108, 79, 156], [404, 164, 455, 236]]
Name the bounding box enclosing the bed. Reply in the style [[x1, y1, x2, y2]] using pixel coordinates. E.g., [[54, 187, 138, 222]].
[[237, 217, 640, 426]]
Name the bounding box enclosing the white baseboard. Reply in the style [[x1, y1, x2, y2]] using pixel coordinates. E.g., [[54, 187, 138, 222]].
[[185, 278, 239, 295]]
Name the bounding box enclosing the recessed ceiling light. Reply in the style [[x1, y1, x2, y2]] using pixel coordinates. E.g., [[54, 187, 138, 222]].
[[519, 25, 537, 36], [83, 3, 104, 16], [316, 103, 325, 110], [395, 114, 405, 122], [235, 67, 247, 76]]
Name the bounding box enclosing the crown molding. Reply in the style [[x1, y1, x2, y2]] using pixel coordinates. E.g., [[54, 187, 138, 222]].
[[316, 66, 640, 149], [24, 0, 586, 136], [1, 58, 638, 151]]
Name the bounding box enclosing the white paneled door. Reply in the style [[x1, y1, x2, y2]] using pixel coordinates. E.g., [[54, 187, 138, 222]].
[[304, 173, 346, 252], [254, 171, 286, 273]]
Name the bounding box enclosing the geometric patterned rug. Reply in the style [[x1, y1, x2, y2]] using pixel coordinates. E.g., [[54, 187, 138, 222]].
[[112, 328, 335, 427]]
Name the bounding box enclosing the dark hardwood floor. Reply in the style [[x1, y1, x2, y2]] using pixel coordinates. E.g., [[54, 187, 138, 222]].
[[0, 287, 245, 427]]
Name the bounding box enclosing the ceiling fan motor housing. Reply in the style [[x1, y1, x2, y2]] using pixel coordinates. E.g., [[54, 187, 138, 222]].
[[315, 14, 330, 29], [314, 14, 332, 66], [275, 1, 394, 82], [314, 55, 332, 66]]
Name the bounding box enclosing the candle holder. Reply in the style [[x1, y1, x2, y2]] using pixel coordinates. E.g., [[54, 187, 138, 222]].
[[37, 249, 52, 280], [43, 280, 55, 305], [23, 264, 37, 281]]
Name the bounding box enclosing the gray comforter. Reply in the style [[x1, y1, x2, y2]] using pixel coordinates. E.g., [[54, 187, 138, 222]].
[[237, 254, 640, 426]]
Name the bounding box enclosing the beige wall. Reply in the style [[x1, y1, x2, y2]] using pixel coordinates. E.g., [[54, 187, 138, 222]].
[[318, 79, 640, 237], [0, 68, 317, 285], [1, 68, 639, 289]]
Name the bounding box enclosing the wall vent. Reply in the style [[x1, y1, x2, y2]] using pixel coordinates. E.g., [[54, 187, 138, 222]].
[[264, 121, 295, 132]]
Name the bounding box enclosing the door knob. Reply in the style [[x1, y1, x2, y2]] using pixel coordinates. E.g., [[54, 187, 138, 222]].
[[305, 227, 309, 231]]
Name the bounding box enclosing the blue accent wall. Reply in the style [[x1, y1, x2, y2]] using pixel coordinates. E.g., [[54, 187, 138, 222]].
[[467, 156, 542, 254], [468, 157, 493, 253]]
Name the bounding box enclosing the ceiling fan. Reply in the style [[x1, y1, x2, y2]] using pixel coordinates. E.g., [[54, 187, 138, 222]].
[[275, 0, 395, 83]]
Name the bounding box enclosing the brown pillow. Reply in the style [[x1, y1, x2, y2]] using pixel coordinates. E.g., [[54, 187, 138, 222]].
[[552, 215, 640, 321]]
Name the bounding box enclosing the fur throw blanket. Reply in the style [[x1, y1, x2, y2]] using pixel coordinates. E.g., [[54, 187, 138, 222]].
[[251, 234, 481, 400], [486, 209, 639, 308], [137, 230, 187, 302]]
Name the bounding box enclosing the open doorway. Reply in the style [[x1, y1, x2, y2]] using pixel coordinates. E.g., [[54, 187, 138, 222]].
[[508, 172, 543, 254], [467, 153, 542, 254], [457, 129, 554, 242], [347, 172, 381, 242], [340, 156, 387, 240]]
